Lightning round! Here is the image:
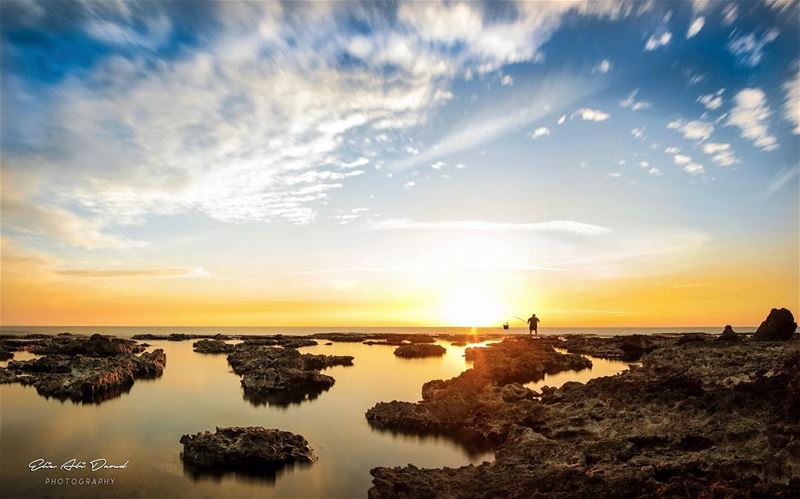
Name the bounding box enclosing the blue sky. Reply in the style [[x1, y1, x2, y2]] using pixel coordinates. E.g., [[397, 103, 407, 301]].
[[1, 0, 798, 326]]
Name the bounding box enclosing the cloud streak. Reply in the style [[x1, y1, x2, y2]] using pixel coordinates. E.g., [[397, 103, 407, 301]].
[[366, 219, 613, 235]]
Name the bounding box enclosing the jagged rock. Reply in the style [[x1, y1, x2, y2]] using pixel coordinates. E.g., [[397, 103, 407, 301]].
[[192, 339, 235, 354], [0, 347, 13, 361], [754, 308, 797, 341], [368, 338, 800, 498], [226, 344, 352, 406], [25, 334, 145, 356], [368, 338, 591, 443], [1, 349, 166, 403], [180, 427, 314, 472], [394, 344, 446, 358], [718, 325, 740, 341]]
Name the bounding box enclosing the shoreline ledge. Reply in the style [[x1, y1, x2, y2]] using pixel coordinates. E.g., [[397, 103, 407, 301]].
[[367, 314, 799, 498]]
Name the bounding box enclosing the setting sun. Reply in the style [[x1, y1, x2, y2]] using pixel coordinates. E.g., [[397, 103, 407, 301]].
[[440, 289, 509, 327]]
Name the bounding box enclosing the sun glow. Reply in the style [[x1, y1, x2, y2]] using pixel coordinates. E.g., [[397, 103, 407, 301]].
[[440, 288, 509, 327]]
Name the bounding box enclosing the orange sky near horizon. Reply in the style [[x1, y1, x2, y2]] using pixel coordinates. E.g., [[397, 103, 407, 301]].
[[3, 237, 797, 328]]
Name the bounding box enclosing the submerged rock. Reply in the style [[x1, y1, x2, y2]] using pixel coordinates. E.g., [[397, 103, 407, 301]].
[[368, 338, 800, 498], [754, 308, 797, 341], [227, 344, 352, 406], [394, 344, 446, 358], [192, 339, 235, 354], [180, 427, 314, 472], [0, 349, 166, 403]]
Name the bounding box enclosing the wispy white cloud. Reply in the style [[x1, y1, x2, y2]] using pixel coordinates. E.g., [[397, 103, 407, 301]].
[[783, 66, 800, 134], [644, 31, 671, 51], [592, 59, 612, 73], [686, 17, 705, 39], [574, 107, 610, 122], [366, 219, 613, 235], [54, 267, 207, 278], [697, 89, 724, 110], [727, 88, 778, 151], [701, 142, 739, 167], [530, 126, 551, 139], [619, 89, 652, 111], [727, 29, 780, 67], [672, 154, 705, 175], [667, 119, 714, 141], [500, 74, 514, 86], [763, 167, 799, 198]]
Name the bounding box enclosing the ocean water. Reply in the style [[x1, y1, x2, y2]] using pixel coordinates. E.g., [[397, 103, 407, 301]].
[[0, 325, 751, 337], [0, 329, 679, 497]]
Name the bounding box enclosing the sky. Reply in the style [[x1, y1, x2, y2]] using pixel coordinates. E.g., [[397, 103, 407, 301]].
[[1, 0, 798, 328]]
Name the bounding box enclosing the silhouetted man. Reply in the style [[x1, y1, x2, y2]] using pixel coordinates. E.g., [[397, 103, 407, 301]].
[[527, 314, 540, 336]]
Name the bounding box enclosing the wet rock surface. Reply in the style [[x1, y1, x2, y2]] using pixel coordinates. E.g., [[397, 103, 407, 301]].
[[0, 348, 166, 403], [192, 339, 235, 354], [754, 307, 798, 341], [2, 333, 145, 356], [394, 344, 447, 358], [180, 427, 314, 476], [226, 344, 353, 406], [369, 336, 800, 498], [368, 338, 591, 443]]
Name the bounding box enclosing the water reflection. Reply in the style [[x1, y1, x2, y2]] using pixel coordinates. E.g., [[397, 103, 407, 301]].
[[182, 460, 313, 485], [241, 386, 330, 408], [526, 350, 638, 391], [1, 336, 639, 497]]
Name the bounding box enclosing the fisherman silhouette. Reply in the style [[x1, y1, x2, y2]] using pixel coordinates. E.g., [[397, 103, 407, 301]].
[[527, 314, 540, 336]]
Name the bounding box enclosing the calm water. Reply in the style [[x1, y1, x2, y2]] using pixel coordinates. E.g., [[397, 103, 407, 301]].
[[0, 333, 637, 497], [0, 325, 747, 337]]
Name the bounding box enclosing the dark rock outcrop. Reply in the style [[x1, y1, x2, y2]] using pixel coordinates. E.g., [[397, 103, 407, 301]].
[[754, 308, 797, 341], [0, 349, 166, 403], [0, 347, 13, 361], [394, 344, 446, 358], [368, 338, 591, 443], [718, 325, 740, 341], [192, 339, 235, 354], [369, 338, 800, 498], [226, 344, 352, 406], [180, 427, 314, 474], [23, 334, 145, 356]]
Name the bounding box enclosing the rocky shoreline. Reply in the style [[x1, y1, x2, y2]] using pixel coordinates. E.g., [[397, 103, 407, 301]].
[[367, 313, 800, 497]]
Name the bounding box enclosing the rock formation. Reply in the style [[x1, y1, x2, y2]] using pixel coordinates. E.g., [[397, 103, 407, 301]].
[[192, 339, 235, 354], [393, 344, 447, 358], [226, 344, 353, 406], [180, 427, 314, 475], [0, 349, 166, 403], [368, 337, 800, 497], [754, 308, 797, 341]]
